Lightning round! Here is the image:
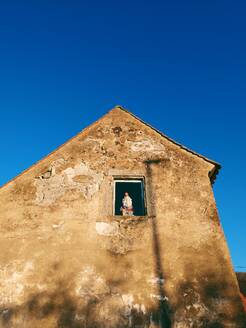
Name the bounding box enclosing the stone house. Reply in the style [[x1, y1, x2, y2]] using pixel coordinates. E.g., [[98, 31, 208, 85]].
[[0, 106, 245, 327]]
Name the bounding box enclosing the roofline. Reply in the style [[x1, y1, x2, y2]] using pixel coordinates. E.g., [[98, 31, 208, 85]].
[[0, 105, 221, 190], [114, 106, 221, 183], [0, 108, 111, 190]]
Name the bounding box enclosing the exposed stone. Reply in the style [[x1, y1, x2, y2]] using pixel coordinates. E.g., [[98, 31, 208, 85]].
[[35, 161, 103, 205]]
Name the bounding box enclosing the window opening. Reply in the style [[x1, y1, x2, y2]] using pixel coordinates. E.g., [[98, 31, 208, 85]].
[[114, 179, 146, 216]]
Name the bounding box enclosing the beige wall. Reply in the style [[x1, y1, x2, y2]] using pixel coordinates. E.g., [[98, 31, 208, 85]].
[[0, 108, 245, 327]]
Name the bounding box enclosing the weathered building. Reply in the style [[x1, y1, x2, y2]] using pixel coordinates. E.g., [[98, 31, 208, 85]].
[[237, 273, 246, 312], [0, 106, 245, 327]]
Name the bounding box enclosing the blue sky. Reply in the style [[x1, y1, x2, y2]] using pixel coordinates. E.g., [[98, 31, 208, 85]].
[[0, 1, 245, 271]]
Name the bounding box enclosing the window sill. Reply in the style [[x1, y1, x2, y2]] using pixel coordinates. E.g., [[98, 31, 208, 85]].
[[100, 215, 155, 224]]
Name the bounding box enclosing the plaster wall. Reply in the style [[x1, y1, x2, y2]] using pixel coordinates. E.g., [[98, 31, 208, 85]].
[[0, 108, 244, 327]]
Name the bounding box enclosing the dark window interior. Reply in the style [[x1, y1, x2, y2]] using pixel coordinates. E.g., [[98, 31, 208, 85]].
[[114, 180, 145, 216]]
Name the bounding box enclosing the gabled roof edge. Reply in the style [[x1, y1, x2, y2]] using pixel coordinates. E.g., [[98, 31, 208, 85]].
[[115, 106, 221, 183], [0, 105, 221, 190], [0, 108, 111, 190]]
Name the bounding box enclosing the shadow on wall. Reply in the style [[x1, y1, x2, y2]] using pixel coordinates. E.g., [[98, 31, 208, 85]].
[[144, 158, 246, 328], [1, 160, 245, 327], [173, 267, 246, 327], [145, 159, 172, 328], [1, 273, 245, 328], [0, 277, 170, 328], [0, 255, 169, 328]]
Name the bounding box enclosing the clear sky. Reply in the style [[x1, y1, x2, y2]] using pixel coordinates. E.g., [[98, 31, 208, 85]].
[[0, 1, 245, 271]]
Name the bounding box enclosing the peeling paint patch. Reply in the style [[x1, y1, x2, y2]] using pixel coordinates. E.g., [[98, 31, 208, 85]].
[[96, 222, 119, 236], [130, 138, 166, 153], [0, 261, 34, 305], [122, 294, 134, 307], [122, 294, 147, 316], [75, 266, 110, 298], [147, 277, 165, 285], [52, 221, 64, 229], [150, 294, 168, 301], [74, 313, 86, 322], [35, 162, 103, 205]]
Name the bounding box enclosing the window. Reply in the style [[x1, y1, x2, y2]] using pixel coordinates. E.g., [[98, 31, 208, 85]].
[[114, 178, 146, 216]]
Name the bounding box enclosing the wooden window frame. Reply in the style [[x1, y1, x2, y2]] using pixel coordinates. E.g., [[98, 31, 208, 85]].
[[113, 176, 147, 216]]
